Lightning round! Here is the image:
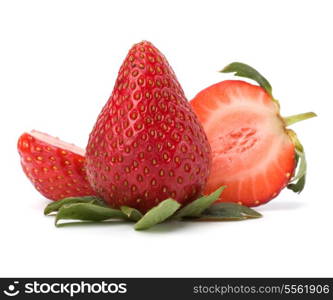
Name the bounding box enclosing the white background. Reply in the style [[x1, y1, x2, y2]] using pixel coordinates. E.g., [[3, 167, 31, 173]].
[[0, 0, 332, 277]]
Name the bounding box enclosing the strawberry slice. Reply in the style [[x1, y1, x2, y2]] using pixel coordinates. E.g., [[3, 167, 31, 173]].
[[191, 63, 316, 206], [18, 130, 96, 201]]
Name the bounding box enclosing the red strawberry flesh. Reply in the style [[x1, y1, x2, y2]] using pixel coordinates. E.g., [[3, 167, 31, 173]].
[[191, 80, 296, 206], [18, 130, 96, 201]]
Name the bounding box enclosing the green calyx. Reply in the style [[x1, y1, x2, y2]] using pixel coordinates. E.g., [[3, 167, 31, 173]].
[[44, 187, 261, 231], [221, 61, 317, 194]]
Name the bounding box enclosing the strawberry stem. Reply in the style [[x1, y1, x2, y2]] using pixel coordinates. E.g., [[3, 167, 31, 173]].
[[283, 112, 317, 127]]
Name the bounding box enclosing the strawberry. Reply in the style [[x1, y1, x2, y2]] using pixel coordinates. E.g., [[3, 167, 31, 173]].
[[191, 63, 316, 207], [18, 130, 96, 200], [85, 41, 212, 213]]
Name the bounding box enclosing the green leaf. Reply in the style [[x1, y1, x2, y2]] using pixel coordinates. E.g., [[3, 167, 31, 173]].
[[120, 206, 143, 222], [44, 196, 105, 215], [173, 186, 226, 219], [55, 203, 126, 226], [221, 62, 273, 97], [196, 202, 262, 221], [286, 129, 307, 193], [134, 199, 181, 231]]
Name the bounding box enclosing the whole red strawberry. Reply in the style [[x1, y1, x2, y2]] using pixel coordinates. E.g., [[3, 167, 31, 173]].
[[18, 130, 96, 200], [85, 41, 212, 212], [191, 63, 316, 207]]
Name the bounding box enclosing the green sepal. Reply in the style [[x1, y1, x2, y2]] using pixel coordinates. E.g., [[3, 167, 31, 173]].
[[44, 196, 105, 215], [196, 202, 262, 221], [55, 203, 126, 226], [221, 62, 273, 97], [120, 206, 143, 222], [286, 129, 307, 193], [134, 199, 181, 231], [173, 186, 226, 219], [287, 175, 306, 193], [284, 112, 317, 127]]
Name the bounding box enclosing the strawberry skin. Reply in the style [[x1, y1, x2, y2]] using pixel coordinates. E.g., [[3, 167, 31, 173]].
[[85, 41, 211, 213], [191, 80, 296, 206], [18, 130, 96, 201]]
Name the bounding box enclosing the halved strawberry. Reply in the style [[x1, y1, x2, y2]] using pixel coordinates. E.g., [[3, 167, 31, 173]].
[[18, 130, 96, 200], [191, 63, 316, 206]]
